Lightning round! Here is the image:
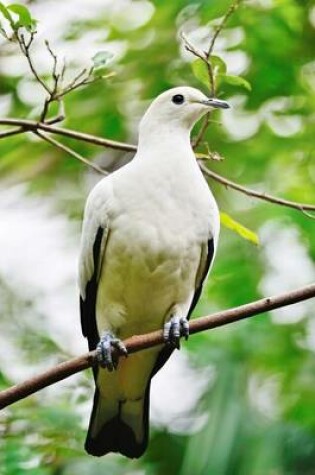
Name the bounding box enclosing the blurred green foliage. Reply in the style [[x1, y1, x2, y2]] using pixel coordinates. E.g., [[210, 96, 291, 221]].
[[0, 0, 314, 474]]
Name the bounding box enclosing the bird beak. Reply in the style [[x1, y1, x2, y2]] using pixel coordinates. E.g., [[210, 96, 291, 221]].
[[201, 98, 230, 109]]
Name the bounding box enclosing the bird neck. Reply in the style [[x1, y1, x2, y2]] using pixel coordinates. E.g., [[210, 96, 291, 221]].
[[136, 122, 193, 164]]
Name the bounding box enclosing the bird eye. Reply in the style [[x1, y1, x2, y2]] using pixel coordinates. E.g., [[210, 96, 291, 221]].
[[172, 94, 185, 105]]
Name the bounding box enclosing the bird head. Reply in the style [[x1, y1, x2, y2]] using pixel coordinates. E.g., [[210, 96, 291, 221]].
[[139, 86, 230, 135]]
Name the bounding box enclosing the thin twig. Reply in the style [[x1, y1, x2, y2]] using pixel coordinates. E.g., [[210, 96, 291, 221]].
[[182, 0, 242, 147], [0, 118, 136, 151], [180, 31, 206, 61], [192, 112, 211, 148], [60, 58, 67, 86], [45, 40, 58, 86], [8, 27, 111, 123], [0, 126, 24, 139], [0, 117, 314, 215], [61, 67, 88, 92], [206, 0, 242, 58], [40, 98, 66, 124], [301, 209, 315, 220], [199, 161, 315, 213], [56, 71, 115, 100], [0, 282, 314, 410], [39, 41, 61, 122], [35, 130, 108, 176], [40, 99, 50, 123], [18, 32, 52, 95], [0, 116, 313, 215], [44, 107, 65, 125]]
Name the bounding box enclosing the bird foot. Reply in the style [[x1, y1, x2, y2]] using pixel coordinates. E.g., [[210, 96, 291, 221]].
[[163, 315, 189, 349], [96, 332, 128, 371]]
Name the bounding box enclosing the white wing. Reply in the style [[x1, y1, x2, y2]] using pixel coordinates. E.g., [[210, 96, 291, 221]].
[[78, 177, 112, 348]]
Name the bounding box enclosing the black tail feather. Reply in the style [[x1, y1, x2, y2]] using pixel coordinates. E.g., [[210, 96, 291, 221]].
[[85, 415, 147, 458], [85, 383, 151, 459]]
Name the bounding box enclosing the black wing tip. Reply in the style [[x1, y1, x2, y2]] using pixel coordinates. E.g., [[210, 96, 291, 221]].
[[80, 226, 104, 349], [85, 416, 147, 459]]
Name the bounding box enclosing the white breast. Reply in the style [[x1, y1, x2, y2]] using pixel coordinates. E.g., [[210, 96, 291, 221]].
[[95, 158, 219, 339]]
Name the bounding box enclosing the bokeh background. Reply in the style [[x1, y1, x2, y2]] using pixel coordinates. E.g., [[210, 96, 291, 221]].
[[0, 0, 315, 474]]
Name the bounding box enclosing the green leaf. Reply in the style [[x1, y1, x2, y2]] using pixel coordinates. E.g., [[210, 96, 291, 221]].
[[219, 74, 252, 91], [191, 58, 209, 87], [7, 3, 36, 30], [0, 2, 14, 26], [92, 66, 108, 77], [210, 55, 227, 75], [220, 212, 259, 245], [92, 50, 113, 69], [192, 57, 227, 88]]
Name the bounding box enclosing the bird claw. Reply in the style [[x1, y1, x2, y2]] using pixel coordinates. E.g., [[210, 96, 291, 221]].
[[163, 315, 189, 349], [96, 332, 128, 371]]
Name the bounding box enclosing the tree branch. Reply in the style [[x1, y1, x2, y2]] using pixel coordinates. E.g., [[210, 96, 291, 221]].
[[192, 113, 212, 148], [181, 0, 243, 148], [206, 0, 242, 59], [18, 32, 52, 95], [34, 130, 108, 176], [0, 126, 24, 139], [199, 162, 315, 214], [1, 117, 313, 215], [2, 22, 113, 124], [0, 118, 136, 151], [0, 283, 314, 410]]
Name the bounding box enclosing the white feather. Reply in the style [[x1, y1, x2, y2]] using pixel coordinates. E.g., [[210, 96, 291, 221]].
[[79, 86, 222, 449]]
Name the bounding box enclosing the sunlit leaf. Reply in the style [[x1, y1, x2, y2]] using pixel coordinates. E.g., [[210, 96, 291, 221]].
[[91, 51, 114, 78], [92, 50, 113, 68], [220, 212, 259, 245], [0, 2, 14, 26], [219, 74, 252, 91], [210, 55, 227, 74], [191, 58, 209, 87], [192, 56, 228, 89], [7, 4, 33, 28]]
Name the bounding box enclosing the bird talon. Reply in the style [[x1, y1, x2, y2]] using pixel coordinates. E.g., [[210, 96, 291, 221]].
[[96, 332, 127, 371], [112, 339, 128, 356], [180, 317, 190, 340], [163, 315, 189, 348], [163, 321, 171, 341]]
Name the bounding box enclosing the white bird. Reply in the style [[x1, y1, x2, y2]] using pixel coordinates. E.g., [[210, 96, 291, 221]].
[[79, 86, 229, 458]]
